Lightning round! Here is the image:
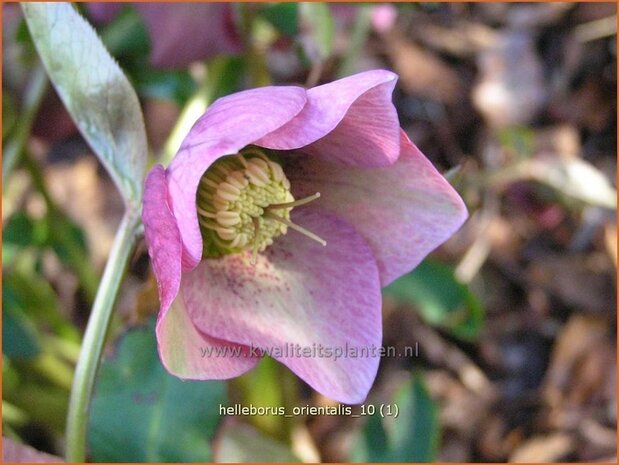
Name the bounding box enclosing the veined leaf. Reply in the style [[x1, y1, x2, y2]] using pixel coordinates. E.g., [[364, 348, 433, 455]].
[[22, 3, 147, 206], [88, 318, 227, 462]]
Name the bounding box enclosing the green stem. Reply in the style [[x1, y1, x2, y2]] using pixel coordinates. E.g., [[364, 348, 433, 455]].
[[2, 62, 48, 189], [239, 3, 271, 87], [65, 210, 141, 462], [21, 150, 100, 303], [161, 57, 230, 165]]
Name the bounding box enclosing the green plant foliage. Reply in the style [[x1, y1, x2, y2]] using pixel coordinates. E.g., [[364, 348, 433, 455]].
[[352, 373, 440, 462], [3, 210, 88, 263], [384, 259, 484, 341], [2, 301, 40, 360], [99, 6, 150, 60], [132, 68, 197, 105], [88, 318, 228, 462], [260, 3, 299, 36], [3, 269, 78, 342], [96, 6, 198, 106], [3, 211, 45, 253], [2, 90, 17, 140], [3, 209, 96, 305], [22, 3, 147, 206]]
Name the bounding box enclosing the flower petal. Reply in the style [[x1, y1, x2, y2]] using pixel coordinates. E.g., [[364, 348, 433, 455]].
[[135, 3, 241, 69], [182, 208, 382, 404], [257, 70, 400, 167], [142, 165, 182, 313], [286, 130, 468, 286], [157, 292, 260, 379], [167, 86, 307, 270]]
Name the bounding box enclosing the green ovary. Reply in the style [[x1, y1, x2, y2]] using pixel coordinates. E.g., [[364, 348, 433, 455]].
[[197, 147, 320, 261]]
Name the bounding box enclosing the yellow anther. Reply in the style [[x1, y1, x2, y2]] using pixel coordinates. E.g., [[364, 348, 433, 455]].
[[197, 146, 325, 260]]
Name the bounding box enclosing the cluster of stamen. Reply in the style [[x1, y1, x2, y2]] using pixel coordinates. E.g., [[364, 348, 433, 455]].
[[197, 147, 325, 263]]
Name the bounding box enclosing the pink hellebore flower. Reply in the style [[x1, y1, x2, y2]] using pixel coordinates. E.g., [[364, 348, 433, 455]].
[[142, 70, 467, 404]]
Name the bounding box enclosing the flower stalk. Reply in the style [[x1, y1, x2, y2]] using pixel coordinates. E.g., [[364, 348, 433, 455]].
[[65, 210, 141, 462]]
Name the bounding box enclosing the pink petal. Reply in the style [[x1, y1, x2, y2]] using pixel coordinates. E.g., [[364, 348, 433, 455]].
[[287, 130, 468, 286], [182, 208, 382, 404], [257, 70, 400, 167], [156, 292, 260, 379], [142, 165, 182, 314], [136, 3, 241, 69], [145, 168, 256, 381], [167, 86, 307, 271]]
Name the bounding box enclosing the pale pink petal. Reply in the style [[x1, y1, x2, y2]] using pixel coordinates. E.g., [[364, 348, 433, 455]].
[[182, 209, 382, 404], [257, 70, 400, 167], [167, 86, 307, 270], [286, 130, 468, 286], [142, 165, 182, 314], [156, 292, 260, 379]]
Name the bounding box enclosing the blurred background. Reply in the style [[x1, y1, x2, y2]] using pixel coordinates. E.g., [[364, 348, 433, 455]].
[[2, 2, 617, 462]]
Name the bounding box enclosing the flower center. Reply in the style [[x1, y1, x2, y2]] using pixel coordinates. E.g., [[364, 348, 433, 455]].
[[197, 147, 325, 262]]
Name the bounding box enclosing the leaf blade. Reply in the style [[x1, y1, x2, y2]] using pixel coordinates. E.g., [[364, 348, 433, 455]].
[[22, 2, 147, 206], [88, 318, 227, 462]]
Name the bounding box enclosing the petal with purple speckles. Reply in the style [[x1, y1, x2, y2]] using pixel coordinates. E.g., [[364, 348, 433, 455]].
[[182, 208, 382, 404]]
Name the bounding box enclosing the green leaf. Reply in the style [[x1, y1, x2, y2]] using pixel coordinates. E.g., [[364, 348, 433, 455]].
[[384, 259, 484, 341], [352, 373, 440, 462], [390, 373, 440, 461], [4, 270, 78, 342], [351, 413, 389, 462], [99, 6, 149, 60], [299, 2, 334, 62], [22, 3, 147, 206], [2, 298, 40, 360], [260, 3, 299, 36], [45, 212, 89, 267], [133, 68, 197, 105], [2, 90, 18, 140], [3, 211, 44, 250], [88, 318, 227, 462], [214, 423, 301, 462]]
